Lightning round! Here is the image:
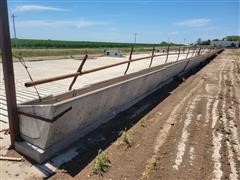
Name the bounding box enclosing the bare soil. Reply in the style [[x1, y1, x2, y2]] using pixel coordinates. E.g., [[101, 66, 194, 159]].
[[50, 49, 240, 180]]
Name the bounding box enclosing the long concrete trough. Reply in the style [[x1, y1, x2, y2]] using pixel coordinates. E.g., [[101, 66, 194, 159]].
[[15, 49, 223, 163]]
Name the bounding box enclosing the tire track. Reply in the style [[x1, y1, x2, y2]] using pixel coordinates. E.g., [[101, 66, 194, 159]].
[[141, 79, 204, 179], [210, 60, 226, 180], [221, 74, 238, 180], [213, 51, 240, 180], [173, 95, 201, 170]]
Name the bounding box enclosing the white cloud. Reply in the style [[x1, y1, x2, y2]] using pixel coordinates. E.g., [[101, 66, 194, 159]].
[[13, 5, 69, 13], [15, 19, 109, 29], [176, 18, 211, 27]]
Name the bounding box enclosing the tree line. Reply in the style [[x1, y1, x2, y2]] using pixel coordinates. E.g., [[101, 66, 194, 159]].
[[11, 39, 183, 49]]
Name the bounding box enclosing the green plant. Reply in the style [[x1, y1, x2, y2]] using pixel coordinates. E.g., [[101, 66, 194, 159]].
[[92, 150, 111, 174], [140, 120, 145, 127], [119, 129, 131, 147]]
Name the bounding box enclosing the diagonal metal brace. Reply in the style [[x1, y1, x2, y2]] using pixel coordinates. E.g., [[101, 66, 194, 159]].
[[124, 46, 134, 75], [164, 45, 170, 64], [69, 53, 88, 90], [186, 47, 190, 59], [197, 48, 202, 55], [149, 46, 155, 68], [176, 47, 181, 61]]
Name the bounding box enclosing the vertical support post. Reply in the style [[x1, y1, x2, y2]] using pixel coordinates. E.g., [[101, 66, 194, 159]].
[[164, 45, 170, 64], [176, 47, 181, 61], [0, 0, 20, 147], [186, 47, 190, 59], [149, 46, 155, 67], [124, 46, 134, 75], [134, 32, 137, 44]]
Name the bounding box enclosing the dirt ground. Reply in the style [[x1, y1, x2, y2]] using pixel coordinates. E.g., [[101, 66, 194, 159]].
[[48, 49, 240, 180]]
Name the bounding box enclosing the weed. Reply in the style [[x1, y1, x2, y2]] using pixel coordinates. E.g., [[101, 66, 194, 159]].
[[92, 150, 111, 175], [142, 157, 157, 179], [140, 120, 145, 127], [119, 129, 131, 147]]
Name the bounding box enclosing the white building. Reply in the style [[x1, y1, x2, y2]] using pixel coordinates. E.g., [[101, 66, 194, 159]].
[[104, 50, 123, 57], [211, 40, 240, 48]]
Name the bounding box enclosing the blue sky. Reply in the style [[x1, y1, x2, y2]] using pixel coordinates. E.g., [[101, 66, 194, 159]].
[[7, 0, 240, 44]]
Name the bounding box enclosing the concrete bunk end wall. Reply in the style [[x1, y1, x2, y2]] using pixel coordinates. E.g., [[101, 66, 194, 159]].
[[15, 49, 223, 163]]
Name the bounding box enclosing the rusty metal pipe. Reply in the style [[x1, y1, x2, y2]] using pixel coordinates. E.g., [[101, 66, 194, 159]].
[[164, 45, 170, 64], [68, 54, 88, 90], [197, 48, 202, 55], [25, 47, 206, 87], [124, 46, 134, 75], [149, 46, 155, 68], [176, 47, 181, 61], [186, 47, 190, 59], [24, 53, 165, 87]]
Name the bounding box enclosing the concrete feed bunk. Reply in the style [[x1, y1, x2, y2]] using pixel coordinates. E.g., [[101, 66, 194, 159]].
[[16, 50, 222, 163]]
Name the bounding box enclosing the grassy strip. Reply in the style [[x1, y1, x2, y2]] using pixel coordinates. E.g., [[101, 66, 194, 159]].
[[12, 47, 151, 57]]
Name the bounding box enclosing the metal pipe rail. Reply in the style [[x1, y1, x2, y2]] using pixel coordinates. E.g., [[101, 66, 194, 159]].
[[24, 47, 213, 88]]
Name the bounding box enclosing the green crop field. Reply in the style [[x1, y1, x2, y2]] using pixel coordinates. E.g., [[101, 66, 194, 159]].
[[11, 39, 159, 49], [9, 39, 183, 58]]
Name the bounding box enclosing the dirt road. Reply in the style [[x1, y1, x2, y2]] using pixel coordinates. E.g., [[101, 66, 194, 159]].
[[51, 49, 240, 180]]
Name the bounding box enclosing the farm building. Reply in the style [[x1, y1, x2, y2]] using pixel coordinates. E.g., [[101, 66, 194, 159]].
[[104, 50, 123, 57], [211, 40, 240, 48]]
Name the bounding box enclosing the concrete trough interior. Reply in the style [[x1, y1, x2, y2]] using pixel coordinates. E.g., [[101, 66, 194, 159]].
[[15, 49, 223, 163]]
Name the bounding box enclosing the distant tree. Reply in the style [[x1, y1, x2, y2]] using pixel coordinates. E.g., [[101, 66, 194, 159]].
[[159, 41, 168, 46], [200, 39, 211, 45], [225, 35, 240, 41], [197, 38, 202, 45], [212, 39, 219, 41]]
